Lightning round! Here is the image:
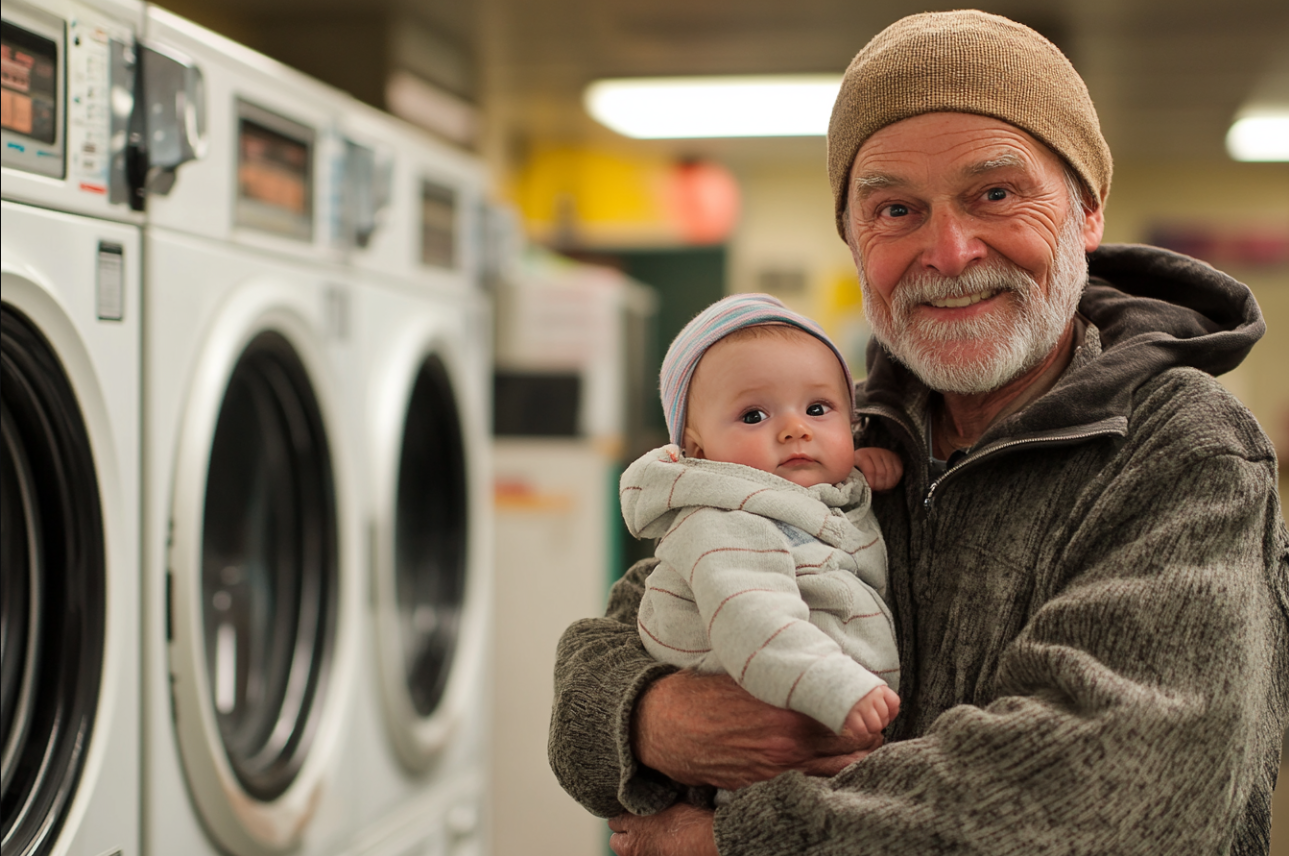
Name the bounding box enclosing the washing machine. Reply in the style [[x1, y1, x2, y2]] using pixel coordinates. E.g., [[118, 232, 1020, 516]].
[[328, 99, 493, 856], [1, 0, 142, 854], [138, 8, 364, 856]]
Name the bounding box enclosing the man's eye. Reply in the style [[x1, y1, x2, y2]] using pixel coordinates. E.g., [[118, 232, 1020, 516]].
[[741, 409, 767, 424], [806, 403, 829, 416], [986, 187, 1008, 201], [883, 203, 910, 217]]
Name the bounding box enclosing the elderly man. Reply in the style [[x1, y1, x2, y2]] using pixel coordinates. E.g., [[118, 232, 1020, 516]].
[[549, 10, 1289, 855]]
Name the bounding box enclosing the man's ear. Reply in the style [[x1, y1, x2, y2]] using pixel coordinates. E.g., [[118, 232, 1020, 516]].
[[1082, 193, 1106, 252], [683, 427, 706, 460]]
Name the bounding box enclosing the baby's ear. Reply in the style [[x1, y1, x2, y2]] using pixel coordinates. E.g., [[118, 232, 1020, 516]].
[[682, 427, 706, 460]]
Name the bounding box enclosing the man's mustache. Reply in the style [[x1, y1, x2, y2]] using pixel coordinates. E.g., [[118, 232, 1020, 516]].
[[891, 263, 1035, 316]]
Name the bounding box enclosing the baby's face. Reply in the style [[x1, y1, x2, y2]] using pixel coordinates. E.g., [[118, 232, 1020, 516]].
[[684, 330, 855, 488]]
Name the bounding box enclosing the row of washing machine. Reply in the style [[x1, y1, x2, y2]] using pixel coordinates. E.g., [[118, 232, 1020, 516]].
[[1, 0, 494, 854]]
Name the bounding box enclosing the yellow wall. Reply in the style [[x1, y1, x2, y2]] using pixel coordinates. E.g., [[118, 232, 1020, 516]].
[[512, 146, 676, 246]]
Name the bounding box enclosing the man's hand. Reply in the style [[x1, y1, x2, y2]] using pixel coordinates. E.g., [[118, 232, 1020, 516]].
[[854, 446, 903, 492], [609, 804, 717, 856], [632, 671, 879, 790]]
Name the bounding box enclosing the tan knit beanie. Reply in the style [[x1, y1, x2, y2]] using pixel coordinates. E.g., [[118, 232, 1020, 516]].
[[827, 10, 1112, 239]]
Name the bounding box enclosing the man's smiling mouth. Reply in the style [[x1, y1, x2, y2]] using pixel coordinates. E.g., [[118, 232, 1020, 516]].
[[928, 289, 1002, 309]]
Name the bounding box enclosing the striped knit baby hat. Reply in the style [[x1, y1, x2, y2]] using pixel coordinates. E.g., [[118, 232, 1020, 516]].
[[660, 293, 856, 446], [827, 10, 1112, 240]]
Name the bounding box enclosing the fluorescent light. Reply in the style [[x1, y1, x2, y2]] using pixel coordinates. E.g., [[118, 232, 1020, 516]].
[[1226, 111, 1289, 162], [585, 75, 843, 139]]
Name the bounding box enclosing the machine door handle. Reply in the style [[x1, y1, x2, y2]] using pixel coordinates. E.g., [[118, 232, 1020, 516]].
[[128, 44, 206, 202]]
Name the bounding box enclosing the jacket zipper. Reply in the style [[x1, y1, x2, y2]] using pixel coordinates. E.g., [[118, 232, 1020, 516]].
[[860, 404, 1127, 514], [922, 423, 1127, 513]]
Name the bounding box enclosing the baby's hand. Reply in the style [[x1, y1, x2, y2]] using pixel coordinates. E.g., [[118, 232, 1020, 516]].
[[854, 447, 903, 491], [842, 685, 900, 738]]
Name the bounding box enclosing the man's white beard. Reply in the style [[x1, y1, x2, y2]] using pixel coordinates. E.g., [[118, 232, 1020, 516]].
[[859, 211, 1089, 395]]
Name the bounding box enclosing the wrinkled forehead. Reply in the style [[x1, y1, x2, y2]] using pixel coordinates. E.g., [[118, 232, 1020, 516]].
[[850, 113, 1065, 194]]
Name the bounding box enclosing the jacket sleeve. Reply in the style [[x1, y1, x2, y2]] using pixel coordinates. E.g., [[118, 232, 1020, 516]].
[[711, 382, 1289, 855], [649, 508, 885, 734], [549, 558, 683, 818]]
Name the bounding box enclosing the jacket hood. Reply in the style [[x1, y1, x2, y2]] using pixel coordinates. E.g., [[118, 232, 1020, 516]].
[[859, 243, 1266, 442], [619, 448, 870, 548], [1081, 243, 1264, 377]]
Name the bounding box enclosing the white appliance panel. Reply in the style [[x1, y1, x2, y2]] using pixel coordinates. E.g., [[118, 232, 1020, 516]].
[[335, 273, 492, 855], [142, 227, 362, 856], [0, 199, 140, 856], [140, 6, 344, 263], [137, 8, 493, 856], [0, 0, 143, 222]]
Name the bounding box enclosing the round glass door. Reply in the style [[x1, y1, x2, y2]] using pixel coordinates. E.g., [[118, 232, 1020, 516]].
[[201, 330, 337, 801], [1, 305, 105, 855], [395, 354, 467, 717]]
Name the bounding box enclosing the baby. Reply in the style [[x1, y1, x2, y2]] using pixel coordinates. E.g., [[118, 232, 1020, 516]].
[[621, 293, 903, 746]]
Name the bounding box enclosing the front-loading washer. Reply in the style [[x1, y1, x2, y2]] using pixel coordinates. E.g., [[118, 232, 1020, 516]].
[[329, 99, 493, 856], [138, 8, 363, 856], [1, 1, 142, 855]]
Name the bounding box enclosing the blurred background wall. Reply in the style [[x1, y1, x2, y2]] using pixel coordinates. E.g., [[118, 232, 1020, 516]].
[[148, 0, 1288, 852]]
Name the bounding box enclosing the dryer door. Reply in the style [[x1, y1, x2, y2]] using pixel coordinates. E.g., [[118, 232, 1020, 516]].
[[165, 290, 353, 855], [392, 353, 467, 721], [200, 330, 338, 800], [370, 310, 489, 773], [1, 306, 105, 855]]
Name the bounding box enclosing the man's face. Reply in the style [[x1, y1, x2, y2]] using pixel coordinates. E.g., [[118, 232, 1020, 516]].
[[683, 329, 856, 488], [843, 112, 1105, 394]]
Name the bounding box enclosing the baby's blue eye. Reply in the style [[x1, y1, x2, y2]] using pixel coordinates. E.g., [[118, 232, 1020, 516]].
[[741, 410, 767, 424], [807, 403, 828, 416]]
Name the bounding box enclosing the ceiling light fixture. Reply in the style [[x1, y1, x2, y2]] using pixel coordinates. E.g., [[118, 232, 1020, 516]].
[[584, 75, 843, 139], [1225, 111, 1289, 162], [1226, 51, 1289, 163]]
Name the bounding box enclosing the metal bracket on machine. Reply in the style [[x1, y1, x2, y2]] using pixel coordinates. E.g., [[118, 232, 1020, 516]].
[[127, 44, 206, 208], [342, 139, 393, 249]]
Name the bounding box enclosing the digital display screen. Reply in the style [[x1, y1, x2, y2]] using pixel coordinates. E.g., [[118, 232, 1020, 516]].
[[421, 180, 456, 268], [234, 105, 314, 240], [238, 118, 310, 215], [1, 21, 58, 144]]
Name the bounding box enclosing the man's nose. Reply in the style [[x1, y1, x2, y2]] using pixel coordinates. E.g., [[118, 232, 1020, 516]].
[[919, 206, 986, 277]]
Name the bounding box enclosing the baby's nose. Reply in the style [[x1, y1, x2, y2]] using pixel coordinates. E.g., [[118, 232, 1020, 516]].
[[779, 418, 813, 442]]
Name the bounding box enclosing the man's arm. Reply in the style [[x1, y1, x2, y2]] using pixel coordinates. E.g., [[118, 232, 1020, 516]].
[[549, 558, 681, 818]]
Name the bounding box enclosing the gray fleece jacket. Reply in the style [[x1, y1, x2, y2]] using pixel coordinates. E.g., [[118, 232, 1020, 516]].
[[548, 244, 1289, 855]]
